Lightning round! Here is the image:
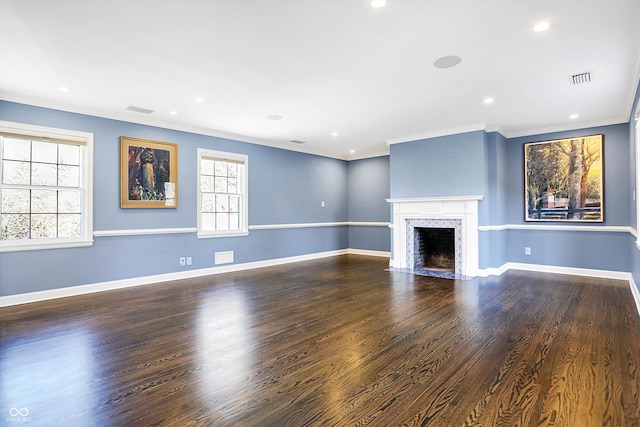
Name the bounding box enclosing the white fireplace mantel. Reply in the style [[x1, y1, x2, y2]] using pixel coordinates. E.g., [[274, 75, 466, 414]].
[[386, 195, 483, 276]]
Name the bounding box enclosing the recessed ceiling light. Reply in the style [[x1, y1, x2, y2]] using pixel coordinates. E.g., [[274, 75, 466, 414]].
[[350, 149, 356, 154], [569, 114, 579, 119], [371, 0, 386, 8], [195, 97, 205, 102], [483, 97, 495, 104], [266, 114, 283, 121], [433, 55, 462, 69], [58, 86, 70, 92], [332, 132, 339, 137], [169, 110, 178, 115], [533, 21, 551, 32]]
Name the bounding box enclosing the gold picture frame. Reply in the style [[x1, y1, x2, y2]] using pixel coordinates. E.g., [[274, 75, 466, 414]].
[[120, 136, 178, 208], [524, 134, 603, 222]]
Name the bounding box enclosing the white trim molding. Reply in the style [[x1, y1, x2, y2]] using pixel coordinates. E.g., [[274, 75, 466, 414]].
[[0, 249, 347, 307], [478, 262, 639, 317], [94, 227, 197, 237], [0, 249, 389, 307], [478, 224, 636, 235], [249, 222, 348, 230]]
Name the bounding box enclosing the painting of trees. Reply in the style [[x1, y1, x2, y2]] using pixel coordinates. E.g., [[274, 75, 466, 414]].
[[524, 135, 603, 222]]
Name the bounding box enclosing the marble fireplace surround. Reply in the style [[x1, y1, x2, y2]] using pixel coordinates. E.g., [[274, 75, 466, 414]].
[[387, 196, 483, 277]]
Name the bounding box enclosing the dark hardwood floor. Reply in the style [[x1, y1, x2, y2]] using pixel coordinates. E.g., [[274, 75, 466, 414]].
[[1, 255, 639, 426]]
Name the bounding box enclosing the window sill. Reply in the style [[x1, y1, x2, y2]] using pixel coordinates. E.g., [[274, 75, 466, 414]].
[[197, 231, 249, 239], [0, 239, 94, 252]]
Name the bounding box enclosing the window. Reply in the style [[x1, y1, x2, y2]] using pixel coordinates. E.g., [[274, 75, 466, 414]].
[[197, 148, 248, 237], [0, 121, 93, 252]]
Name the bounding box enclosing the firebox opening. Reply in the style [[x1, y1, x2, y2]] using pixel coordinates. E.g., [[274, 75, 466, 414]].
[[414, 227, 455, 272]]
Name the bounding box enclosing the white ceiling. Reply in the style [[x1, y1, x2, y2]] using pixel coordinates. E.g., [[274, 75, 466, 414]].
[[1, 0, 639, 160]]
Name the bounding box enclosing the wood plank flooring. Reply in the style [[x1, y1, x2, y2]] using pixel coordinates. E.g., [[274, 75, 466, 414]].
[[1, 255, 639, 426]]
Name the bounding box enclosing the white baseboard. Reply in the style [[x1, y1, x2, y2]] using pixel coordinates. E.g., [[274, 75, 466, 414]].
[[348, 248, 391, 257], [3, 253, 638, 318], [630, 276, 640, 317], [0, 249, 348, 307], [479, 262, 640, 317], [478, 262, 633, 281]]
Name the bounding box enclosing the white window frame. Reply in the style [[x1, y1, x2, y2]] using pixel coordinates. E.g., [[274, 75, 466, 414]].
[[0, 120, 94, 252], [197, 148, 248, 238]]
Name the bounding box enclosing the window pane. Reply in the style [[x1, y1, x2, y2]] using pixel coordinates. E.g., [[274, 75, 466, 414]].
[[216, 195, 228, 212], [201, 158, 215, 175], [58, 144, 80, 165], [202, 194, 216, 212], [228, 163, 237, 178], [214, 161, 227, 176], [3, 137, 31, 161], [202, 213, 215, 231], [229, 213, 240, 230], [31, 140, 57, 163], [59, 190, 81, 213], [58, 165, 79, 187], [214, 177, 227, 193], [2, 160, 30, 185], [201, 176, 214, 192], [216, 213, 229, 230], [1, 214, 30, 239], [32, 162, 57, 186], [229, 195, 240, 213], [228, 178, 238, 193], [31, 214, 57, 238], [31, 189, 57, 213], [58, 214, 81, 237], [1, 188, 30, 213]]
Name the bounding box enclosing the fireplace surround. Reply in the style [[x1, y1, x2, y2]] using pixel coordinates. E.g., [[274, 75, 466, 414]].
[[387, 196, 483, 277]]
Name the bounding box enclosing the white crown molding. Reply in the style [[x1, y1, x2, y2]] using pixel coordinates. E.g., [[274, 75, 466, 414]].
[[0, 93, 359, 161], [386, 124, 492, 145], [504, 117, 629, 139]]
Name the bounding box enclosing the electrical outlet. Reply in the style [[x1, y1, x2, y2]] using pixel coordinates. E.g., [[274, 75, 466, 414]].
[[179, 257, 186, 266], [186, 256, 192, 266], [524, 247, 531, 255]]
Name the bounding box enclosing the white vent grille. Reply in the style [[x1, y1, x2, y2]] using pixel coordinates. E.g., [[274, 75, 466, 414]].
[[127, 105, 154, 114], [570, 72, 592, 85]]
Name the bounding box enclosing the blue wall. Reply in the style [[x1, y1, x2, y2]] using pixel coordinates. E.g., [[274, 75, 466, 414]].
[[3, 83, 639, 298], [347, 155, 390, 252], [390, 130, 488, 199], [0, 101, 358, 296], [388, 122, 635, 274]]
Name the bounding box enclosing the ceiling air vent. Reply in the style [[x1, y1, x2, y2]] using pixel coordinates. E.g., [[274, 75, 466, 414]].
[[290, 139, 307, 144], [570, 71, 592, 86], [127, 105, 154, 114]]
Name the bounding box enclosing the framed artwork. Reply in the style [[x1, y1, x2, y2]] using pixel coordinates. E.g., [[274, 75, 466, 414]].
[[524, 134, 603, 222], [120, 136, 178, 208]]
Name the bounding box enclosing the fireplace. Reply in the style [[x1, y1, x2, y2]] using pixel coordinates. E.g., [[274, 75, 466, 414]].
[[387, 196, 482, 277], [414, 227, 455, 272]]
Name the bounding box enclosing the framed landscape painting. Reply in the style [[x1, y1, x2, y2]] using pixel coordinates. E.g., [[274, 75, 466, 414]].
[[524, 134, 603, 222], [120, 137, 178, 208]]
